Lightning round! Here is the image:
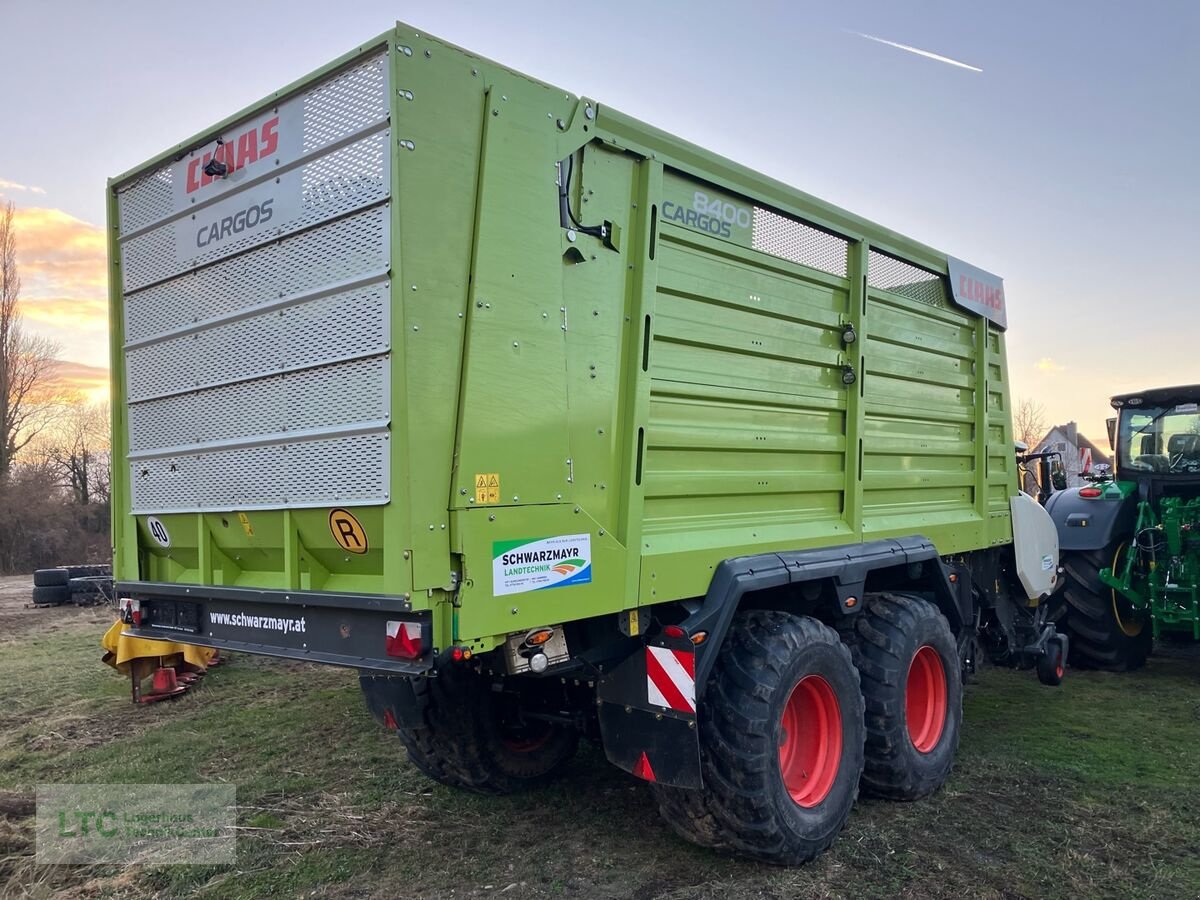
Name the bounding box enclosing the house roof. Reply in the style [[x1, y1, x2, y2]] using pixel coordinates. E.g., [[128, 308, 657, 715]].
[[1035, 421, 1112, 466]]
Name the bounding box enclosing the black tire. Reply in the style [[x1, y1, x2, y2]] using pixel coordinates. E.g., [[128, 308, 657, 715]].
[[1060, 544, 1152, 671], [31, 585, 70, 606], [1037, 637, 1066, 686], [33, 568, 69, 587], [854, 593, 962, 801], [650, 610, 865, 865], [394, 665, 578, 795], [66, 564, 112, 578]]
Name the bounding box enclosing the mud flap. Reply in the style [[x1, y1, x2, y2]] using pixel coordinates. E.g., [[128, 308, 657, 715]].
[[596, 635, 702, 789], [359, 674, 427, 730]]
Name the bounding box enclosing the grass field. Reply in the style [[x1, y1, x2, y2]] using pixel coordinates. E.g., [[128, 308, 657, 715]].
[[1, 577, 1199, 899]]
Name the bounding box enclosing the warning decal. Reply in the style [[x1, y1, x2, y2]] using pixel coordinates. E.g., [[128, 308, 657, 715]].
[[475, 473, 500, 505], [492, 533, 592, 597], [328, 508, 368, 554], [646, 646, 696, 713]]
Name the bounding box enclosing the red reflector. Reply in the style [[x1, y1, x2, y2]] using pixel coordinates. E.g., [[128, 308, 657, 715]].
[[663, 625, 685, 639], [385, 621, 424, 658], [451, 646, 464, 662], [383, 709, 398, 730], [121, 598, 141, 626], [632, 751, 656, 782], [1079, 487, 1102, 498]]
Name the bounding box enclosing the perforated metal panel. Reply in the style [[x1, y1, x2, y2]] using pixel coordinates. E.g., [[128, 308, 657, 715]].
[[124, 204, 388, 344], [116, 54, 388, 239], [130, 431, 390, 513], [128, 355, 389, 453], [121, 131, 389, 292], [125, 280, 388, 401], [117, 51, 393, 514], [752, 207, 849, 278], [868, 250, 948, 307]]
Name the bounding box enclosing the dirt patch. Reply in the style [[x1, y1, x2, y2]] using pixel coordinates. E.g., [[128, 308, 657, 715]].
[[0, 575, 113, 638]]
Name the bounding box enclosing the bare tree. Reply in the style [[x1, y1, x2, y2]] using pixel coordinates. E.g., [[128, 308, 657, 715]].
[[45, 399, 110, 507], [1013, 397, 1048, 450], [0, 200, 61, 480]]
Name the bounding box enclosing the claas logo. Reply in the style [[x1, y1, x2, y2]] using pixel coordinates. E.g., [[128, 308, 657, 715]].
[[185, 117, 280, 194]]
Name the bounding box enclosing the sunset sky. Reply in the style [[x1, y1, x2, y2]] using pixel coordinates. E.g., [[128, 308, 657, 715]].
[[0, 0, 1196, 439]]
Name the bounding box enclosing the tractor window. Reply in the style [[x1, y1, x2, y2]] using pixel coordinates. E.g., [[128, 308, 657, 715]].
[[1119, 404, 1200, 475]]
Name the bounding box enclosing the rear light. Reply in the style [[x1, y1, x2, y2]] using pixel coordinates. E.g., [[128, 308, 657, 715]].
[[1079, 487, 1102, 498], [663, 625, 686, 639], [120, 598, 141, 627], [385, 621, 425, 658]]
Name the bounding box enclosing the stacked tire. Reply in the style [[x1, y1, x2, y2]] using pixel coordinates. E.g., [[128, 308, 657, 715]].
[[31, 568, 71, 607], [32, 564, 113, 607]]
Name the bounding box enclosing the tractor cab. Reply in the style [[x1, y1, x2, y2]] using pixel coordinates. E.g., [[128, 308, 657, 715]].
[[1110, 385, 1200, 485]]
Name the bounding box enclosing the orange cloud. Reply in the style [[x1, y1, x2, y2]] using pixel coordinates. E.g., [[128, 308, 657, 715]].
[[12, 206, 107, 300], [7, 205, 109, 370], [48, 360, 110, 405]]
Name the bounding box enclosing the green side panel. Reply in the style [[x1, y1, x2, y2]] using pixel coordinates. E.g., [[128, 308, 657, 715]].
[[642, 223, 853, 573], [861, 288, 982, 547], [560, 144, 639, 537], [450, 75, 576, 512], [390, 29, 487, 590]]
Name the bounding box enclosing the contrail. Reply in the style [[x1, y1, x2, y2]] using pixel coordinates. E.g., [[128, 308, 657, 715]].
[[848, 31, 983, 72]]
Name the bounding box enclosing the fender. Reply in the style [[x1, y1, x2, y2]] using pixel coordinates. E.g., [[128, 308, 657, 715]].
[[679, 536, 963, 696], [1045, 487, 1138, 551]]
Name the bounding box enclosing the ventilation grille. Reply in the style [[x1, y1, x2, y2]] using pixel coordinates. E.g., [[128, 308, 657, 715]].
[[752, 207, 849, 278], [130, 431, 390, 513], [128, 355, 389, 453], [868, 250, 947, 307], [116, 53, 388, 238], [120, 131, 388, 292], [116, 50, 393, 513], [124, 204, 388, 345]]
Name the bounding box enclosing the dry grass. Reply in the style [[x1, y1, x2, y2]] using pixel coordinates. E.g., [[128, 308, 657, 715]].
[[1, 576, 1198, 899]]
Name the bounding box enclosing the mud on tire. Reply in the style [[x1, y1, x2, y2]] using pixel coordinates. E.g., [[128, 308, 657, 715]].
[[1060, 544, 1152, 671], [651, 610, 865, 865], [853, 593, 962, 801], [396, 665, 578, 795]]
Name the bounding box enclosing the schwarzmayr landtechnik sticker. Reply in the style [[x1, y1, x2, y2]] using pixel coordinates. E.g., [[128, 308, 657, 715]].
[[492, 534, 592, 597]]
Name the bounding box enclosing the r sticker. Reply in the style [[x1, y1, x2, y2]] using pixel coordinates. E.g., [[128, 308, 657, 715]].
[[1041, 554, 1055, 572], [328, 508, 368, 554], [474, 473, 500, 505], [493, 534, 592, 597], [146, 516, 171, 548], [237, 512, 254, 537]]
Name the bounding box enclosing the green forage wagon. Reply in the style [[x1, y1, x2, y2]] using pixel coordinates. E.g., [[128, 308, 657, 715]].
[[108, 22, 1064, 863]]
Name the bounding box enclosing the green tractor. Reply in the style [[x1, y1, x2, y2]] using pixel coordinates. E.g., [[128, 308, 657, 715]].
[[1046, 385, 1200, 669]]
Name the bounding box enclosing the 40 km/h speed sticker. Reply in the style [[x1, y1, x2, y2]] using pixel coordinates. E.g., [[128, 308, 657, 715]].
[[146, 517, 171, 548]]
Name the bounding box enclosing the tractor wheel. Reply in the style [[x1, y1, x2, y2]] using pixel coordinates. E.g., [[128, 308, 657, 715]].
[[394, 666, 578, 795], [854, 593, 962, 801], [1060, 543, 1152, 671], [650, 610, 864, 865]]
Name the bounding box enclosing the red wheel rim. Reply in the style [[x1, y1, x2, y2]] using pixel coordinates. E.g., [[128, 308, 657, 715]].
[[906, 645, 947, 753], [501, 722, 553, 753], [778, 675, 842, 808]]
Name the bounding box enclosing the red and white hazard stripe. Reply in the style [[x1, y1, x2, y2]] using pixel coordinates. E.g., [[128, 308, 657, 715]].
[[646, 646, 695, 713]]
